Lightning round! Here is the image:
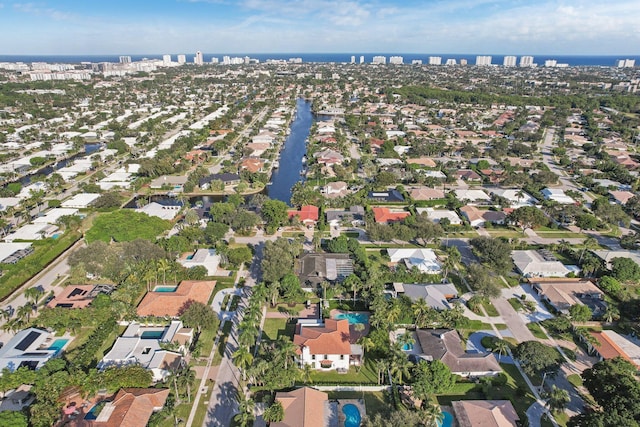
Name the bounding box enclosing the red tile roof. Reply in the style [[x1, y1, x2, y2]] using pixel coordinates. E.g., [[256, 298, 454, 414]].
[[288, 205, 319, 223], [372, 207, 410, 224], [294, 319, 351, 355], [137, 281, 216, 317]]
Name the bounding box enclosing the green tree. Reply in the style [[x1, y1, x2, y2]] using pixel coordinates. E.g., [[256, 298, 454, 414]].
[[180, 301, 219, 334], [569, 304, 592, 322], [546, 385, 570, 414], [508, 206, 548, 231], [411, 360, 456, 401], [85, 210, 171, 243], [233, 347, 254, 381], [513, 341, 562, 377], [469, 236, 513, 273], [261, 199, 289, 229], [263, 400, 284, 424], [611, 257, 640, 282], [227, 246, 253, 267], [0, 411, 27, 427]]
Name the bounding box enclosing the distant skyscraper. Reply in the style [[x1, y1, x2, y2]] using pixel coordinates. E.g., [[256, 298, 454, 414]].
[[359, 56, 365, 64], [119, 56, 131, 64], [411, 59, 422, 65], [211, 57, 219, 64], [445, 58, 457, 66], [163, 54, 171, 65], [350, 55, 356, 64], [503, 56, 516, 67], [617, 59, 636, 68], [545, 59, 557, 67], [194, 51, 204, 65], [429, 56, 442, 65], [389, 56, 403, 64], [244, 56, 250, 65], [372, 56, 386, 64], [460, 59, 468, 66], [476, 55, 492, 66], [177, 54, 186, 65], [520, 56, 534, 67]]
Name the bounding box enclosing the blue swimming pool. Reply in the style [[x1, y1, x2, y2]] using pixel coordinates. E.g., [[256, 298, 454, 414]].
[[84, 401, 108, 420], [342, 403, 361, 427], [48, 339, 69, 355], [334, 312, 369, 325], [140, 330, 164, 339], [402, 343, 414, 351], [154, 286, 177, 292], [438, 410, 454, 427]]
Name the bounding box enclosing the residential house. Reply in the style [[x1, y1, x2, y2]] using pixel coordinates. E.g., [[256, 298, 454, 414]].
[[298, 253, 354, 287], [371, 207, 410, 224], [512, 250, 570, 278], [529, 278, 605, 315], [272, 387, 332, 427], [61, 193, 101, 209], [0, 242, 33, 264], [46, 284, 113, 309], [294, 319, 361, 370], [178, 248, 219, 276], [68, 388, 170, 427], [387, 248, 441, 274], [246, 142, 270, 157], [240, 157, 264, 173], [541, 188, 575, 204], [367, 189, 405, 203], [4, 223, 59, 242], [455, 169, 482, 182], [415, 329, 502, 377], [406, 157, 437, 167], [99, 321, 192, 382], [0, 328, 61, 372], [609, 190, 635, 205], [460, 206, 506, 228], [417, 208, 462, 225], [288, 205, 320, 227], [32, 208, 80, 225], [392, 283, 458, 310], [135, 201, 181, 221], [136, 280, 216, 317], [252, 131, 277, 144], [454, 189, 491, 204], [322, 181, 349, 199], [587, 330, 640, 368], [409, 187, 445, 201], [325, 206, 365, 227], [199, 173, 241, 189], [314, 149, 344, 166], [489, 189, 537, 207], [593, 249, 640, 269], [451, 400, 519, 427], [149, 175, 189, 191]]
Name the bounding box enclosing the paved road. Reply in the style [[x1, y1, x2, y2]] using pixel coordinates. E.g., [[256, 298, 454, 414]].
[[491, 295, 537, 343], [443, 238, 478, 266]]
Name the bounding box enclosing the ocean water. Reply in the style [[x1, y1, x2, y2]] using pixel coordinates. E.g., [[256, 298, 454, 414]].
[[0, 53, 638, 67]]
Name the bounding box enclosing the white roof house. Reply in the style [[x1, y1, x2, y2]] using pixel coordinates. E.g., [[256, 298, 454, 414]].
[[454, 189, 491, 203], [593, 250, 640, 268], [512, 250, 571, 278], [0, 197, 21, 212], [541, 188, 575, 204], [4, 224, 59, 242], [416, 208, 462, 225], [33, 208, 79, 225], [178, 248, 220, 276], [393, 283, 458, 310], [490, 189, 538, 207], [135, 202, 181, 220], [387, 248, 441, 274], [0, 242, 32, 263], [62, 193, 101, 209], [0, 328, 60, 372]]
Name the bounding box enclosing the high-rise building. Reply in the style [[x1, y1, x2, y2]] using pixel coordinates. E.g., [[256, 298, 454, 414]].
[[211, 57, 219, 64], [429, 56, 442, 65], [194, 51, 204, 65], [163, 54, 172, 65], [177, 54, 186, 65], [350, 56, 356, 64], [475, 55, 492, 66], [545, 59, 557, 67], [119, 56, 132, 64], [411, 59, 422, 65], [359, 56, 365, 64], [520, 56, 534, 67], [503, 56, 516, 67], [445, 59, 457, 66], [389, 56, 403, 65], [617, 59, 636, 68], [460, 59, 468, 66], [372, 56, 386, 64]]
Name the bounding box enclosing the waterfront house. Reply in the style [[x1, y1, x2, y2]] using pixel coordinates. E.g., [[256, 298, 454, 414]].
[[288, 205, 320, 227]]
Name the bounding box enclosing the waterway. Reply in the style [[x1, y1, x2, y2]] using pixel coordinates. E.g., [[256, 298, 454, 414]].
[[267, 97, 313, 204]]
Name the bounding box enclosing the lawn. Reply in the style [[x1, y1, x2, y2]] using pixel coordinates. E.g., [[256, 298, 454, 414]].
[[535, 230, 587, 239], [527, 322, 548, 339], [485, 229, 525, 238], [481, 299, 500, 317], [307, 360, 379, 385], [508, 297, 524, 312], [326, 391, 390, 419], [261, 318, 296, 341]]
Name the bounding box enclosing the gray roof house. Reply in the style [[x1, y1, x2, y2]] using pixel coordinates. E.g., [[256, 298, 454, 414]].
[[415, 329, 501, 377], [392, 283, 458, 310], [512, 250, 571, 278], [298, 253, 354, 287], [325, 206, 365, 227], [0, 328, 60, 372]]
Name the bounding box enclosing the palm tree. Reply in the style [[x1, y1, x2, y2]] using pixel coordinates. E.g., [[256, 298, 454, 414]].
[[557, 239, 571, 255], [24, 286, 44, 306], [602, 305, 620, 323], [276, 337, 298, 370], [234, 390, 255, 427], [301, 363, 314, 384], [579, 236, 598, 263], [376, 359, 388, 385], [157, 258, 170, 285], [389, 354, 411, 385], [177, 365, 196, 402], [492, 339, 510, 361], [397, 331, 415, 350], [386, 303, 402, 325], [17, 303, 33, 323], [233, 347, 254, 381], [546, 385, 570, 414], [422, 403, 445, 427], [263, 400, 284, 424], [412, 298, 433, 328], [357, 335, 374, 368]]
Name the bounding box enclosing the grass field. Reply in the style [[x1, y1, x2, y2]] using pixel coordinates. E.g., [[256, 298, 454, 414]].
[[261, 318, 296, 341], [308, 360, 379, 385], [326, 391, 390, 419], [527, 322, 548, 339]]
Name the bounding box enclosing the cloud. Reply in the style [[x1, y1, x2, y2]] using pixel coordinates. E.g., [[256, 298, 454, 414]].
[[13, 2, 74, 20]]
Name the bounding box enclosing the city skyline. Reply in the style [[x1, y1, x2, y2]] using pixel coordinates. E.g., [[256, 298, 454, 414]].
[[0, 0, 639, 56]]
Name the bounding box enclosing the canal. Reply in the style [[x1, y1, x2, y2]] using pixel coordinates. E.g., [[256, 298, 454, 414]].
[[267, 97, 313, 205]]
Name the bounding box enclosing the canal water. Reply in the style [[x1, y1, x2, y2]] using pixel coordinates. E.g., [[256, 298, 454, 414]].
[[267, 97, 313, 205]]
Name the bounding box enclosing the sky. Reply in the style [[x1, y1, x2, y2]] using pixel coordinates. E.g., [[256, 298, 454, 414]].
[[0, 0, 638, 55]]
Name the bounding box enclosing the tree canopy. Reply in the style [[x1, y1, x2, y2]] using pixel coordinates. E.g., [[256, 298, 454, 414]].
[[85, 210, 171, 243]]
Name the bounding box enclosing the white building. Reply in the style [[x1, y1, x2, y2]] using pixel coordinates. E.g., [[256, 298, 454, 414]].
[[135, 202, 181, 220], [178, 248, 220, 276], [429, 56, 442, 65], [387, 248, 442, 273], [503, 56, 517, 67], [389, 56, 404, 65], [520, 56, 534, 67], [162, 54, 171, 65], [177, 54, 186, 65], [350, 56, 355, 64], [194, 51, 204, 65], [119, 56, 132, 64], [359, 55, 365, 64], [417, 208, 462, 225], [617, 59, 636, 68], [476, 55, 492, 66], [0, 328, 63, 373], [372, 56, 386, 65], [32, 208, 79, 225], [294, 319, 359, 370], [490, 189, 537, 207], [446, 59, 457, 66], [541, 188, 575, 204], [512, 250, 571, 278]]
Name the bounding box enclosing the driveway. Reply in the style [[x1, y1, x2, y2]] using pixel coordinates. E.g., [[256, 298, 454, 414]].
[[211, 287, 242, 320], [491, 296, 536, 343]]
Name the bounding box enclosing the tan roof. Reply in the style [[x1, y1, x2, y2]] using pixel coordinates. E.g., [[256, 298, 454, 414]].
[[409, 187, 445, 200], [530, 278, 602, 311], [47, 285, 95, 309], [406, 157, 437, 167], [272, 387, 328, 427], [137, 281, 216, 317], [294, 319, 351, 355], [452, 400, 519, 427]]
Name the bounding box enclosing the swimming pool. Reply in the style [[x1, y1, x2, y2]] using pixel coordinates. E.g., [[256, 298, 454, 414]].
[[84, 401, 108, 420], [342, 403, 361, 427], [140, 330, 164, 339], [334, 312, 369, 325], [154, 286, 177, 292], [402, 343, 414, 351], [48, 339, 69, 355], [438, 410, 454, 427]]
